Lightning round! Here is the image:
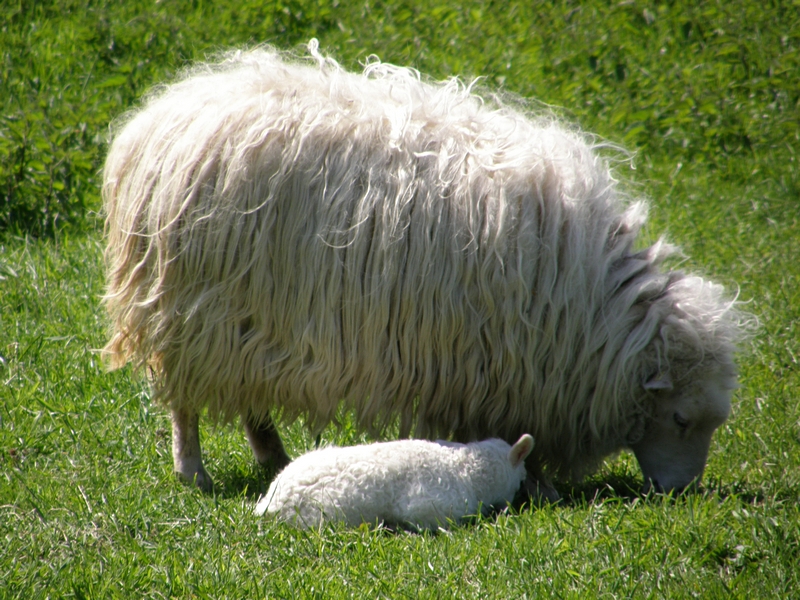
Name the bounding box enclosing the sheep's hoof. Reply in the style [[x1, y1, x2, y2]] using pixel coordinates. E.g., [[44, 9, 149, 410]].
[[176, 464, 214, 493]]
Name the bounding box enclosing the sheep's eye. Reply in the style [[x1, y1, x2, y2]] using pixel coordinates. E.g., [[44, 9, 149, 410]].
[[673, 413, 690, 429]]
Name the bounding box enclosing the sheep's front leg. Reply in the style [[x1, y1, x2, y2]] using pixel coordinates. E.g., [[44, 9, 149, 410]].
[[243, 413, 291, 472], [171, 407, 213, 492]]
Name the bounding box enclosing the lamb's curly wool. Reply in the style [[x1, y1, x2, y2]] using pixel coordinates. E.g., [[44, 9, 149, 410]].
[[103, 40, 745, 490], [255, 435, 534, 530]]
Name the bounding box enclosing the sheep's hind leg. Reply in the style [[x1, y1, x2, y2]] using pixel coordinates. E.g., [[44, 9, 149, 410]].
[[243, 413, 290, 472], [171, 407, 213, 492]]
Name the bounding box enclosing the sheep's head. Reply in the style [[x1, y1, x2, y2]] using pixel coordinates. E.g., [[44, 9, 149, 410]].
[[630, 326, 737, 494]]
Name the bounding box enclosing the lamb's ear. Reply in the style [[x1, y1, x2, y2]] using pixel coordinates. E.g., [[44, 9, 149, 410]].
[[644, 373, 673, 391], [508, 434, 534, 467]]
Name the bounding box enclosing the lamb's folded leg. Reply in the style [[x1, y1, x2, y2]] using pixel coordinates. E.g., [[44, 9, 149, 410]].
[[243, 413, 291, 472], [171, 406, 213, 492]]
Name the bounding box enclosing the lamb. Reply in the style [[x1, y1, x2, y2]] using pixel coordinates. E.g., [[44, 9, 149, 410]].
[[102, 40, 745, 499], [255, 434, 534, 530]]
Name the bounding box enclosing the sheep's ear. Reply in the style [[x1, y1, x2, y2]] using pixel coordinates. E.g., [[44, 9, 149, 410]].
[[509, 434, 534, 467], [644, 374, 673, 391]]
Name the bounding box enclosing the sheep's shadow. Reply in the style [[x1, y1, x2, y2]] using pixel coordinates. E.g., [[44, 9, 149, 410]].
[[520, 474, 781, 510], [204, 463, 281, 500], [558, 474, 644, 506]]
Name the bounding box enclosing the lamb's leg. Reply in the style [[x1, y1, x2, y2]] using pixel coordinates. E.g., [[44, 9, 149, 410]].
[[243, 413, 291, 472], [171, 406, 213, 492], [523, 458, 561, 503]]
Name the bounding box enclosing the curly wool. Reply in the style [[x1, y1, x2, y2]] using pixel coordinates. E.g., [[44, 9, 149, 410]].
[[103, 41, 743, 481]]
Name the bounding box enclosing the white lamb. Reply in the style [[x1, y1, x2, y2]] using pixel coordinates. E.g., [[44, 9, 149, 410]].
[[255, 434, 534, 530]]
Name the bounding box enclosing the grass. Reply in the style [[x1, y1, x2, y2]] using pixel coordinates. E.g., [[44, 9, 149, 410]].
[[2, 0, 799, 597]]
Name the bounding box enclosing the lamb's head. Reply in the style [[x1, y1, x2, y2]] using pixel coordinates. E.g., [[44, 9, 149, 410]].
[[628, 276, 742, 494], [470, 434, 535, 507]]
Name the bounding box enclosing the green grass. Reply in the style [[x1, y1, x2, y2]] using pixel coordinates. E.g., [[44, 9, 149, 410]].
[[2, 0, 799, 597]]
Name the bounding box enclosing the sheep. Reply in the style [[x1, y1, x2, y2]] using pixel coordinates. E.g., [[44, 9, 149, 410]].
[[102, 40, 745, 499], [255, 434, 534, 530]]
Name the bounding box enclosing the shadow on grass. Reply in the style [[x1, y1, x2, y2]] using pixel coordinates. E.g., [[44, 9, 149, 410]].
[[520, 474, 792, 512], [700, 479, 799, 506], [207, 462, 281, 500], [560, 473, 644, 506]]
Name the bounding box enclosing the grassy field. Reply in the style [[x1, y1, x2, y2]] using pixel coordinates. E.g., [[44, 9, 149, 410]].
[[2, 0, 799, 597]]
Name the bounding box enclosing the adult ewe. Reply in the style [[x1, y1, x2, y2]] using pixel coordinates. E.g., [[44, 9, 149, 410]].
[[103, 40, 745, 499]]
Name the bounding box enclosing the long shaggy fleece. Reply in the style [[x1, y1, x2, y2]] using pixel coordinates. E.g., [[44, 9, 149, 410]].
[[255, 435, 534, 530], [103, 41, 745, 484]]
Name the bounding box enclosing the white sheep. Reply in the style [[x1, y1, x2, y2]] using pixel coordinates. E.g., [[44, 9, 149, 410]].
[[103, 40, 746, 499], [255, 434, 534, 530]]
